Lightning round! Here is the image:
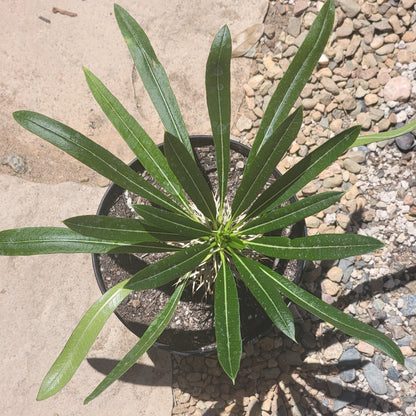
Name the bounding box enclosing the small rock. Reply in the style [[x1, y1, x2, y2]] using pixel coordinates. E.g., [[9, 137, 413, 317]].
[[2, 155, 27, 174], [336, 213, 350, 229], [364, 93, 378, 106], [336, 24, 354, 38], [287, 17, 301, 37], [339, 0, 361, 18], [378, 119, 391, 132], [343, 158, 362, 174], [293, 0, 309, 16], [404, 357, 416, 373], [356, 112, 372, 130], [327, 376, 343, 397], [321, 77, 340, 95], [400, 294, 416, 317], [397, 49, 414, 64], [303, 98, 317, 110], [387, 367, 400, 382], [321, 279, 339, 296], [356, 341, 374, 357], [343, 96, 357, 111], [324, 342, 343, 360], [363, 362, 387, 395], [248, 74, 264, 90], [375, 43, 395, 55], [334, 391, 356, 411], [395, 133, 416, 152], [384, 76, 412, 102], [327, 266, 343, 282], [236, 115, 253, 132]]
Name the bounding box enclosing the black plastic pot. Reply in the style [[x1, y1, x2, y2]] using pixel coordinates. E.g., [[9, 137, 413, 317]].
[[92, 136, 306, 355]]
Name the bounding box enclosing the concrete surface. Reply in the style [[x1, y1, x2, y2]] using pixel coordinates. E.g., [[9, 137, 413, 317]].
[[0, 176, 172, 416], [0, 1, 268, 415], [1, 0, 268, 185]]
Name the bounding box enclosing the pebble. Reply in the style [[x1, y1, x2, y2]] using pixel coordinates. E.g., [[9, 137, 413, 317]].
[[400, 294, 416, 316], [2, 155, 27, 174], [395, 133, 416, 152], [324, 342, 343, 360], [321, 77, 340, 95], [383, 76, 412, 102], [236, 115, 253, 132], [339, 348, 360, 383], [343, 158, 361, 174], [327, 266, 343, 282], [363, 362, 388, 395], [404, 357, 416, 373], [339, 0, 361, 18]]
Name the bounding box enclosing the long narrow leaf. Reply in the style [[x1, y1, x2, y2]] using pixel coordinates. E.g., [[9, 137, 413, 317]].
[[64, 215, 191, 242], [126, 243, 211, 291], [37, 280, 132, 400], [247, 234, 384, 261], [251, 0, 335, 156], [235, 256, 404, 364], [13, 111, 184, 216], [83, 68, 188, 207], [84, 275, 188, 403], [108, 242, 181, 253], [114, 4, 192, 156], [241, 191, 343, 235], [232, 254, 295, 341], [351, 118, 416, 148], [247, 126, 361, 218], [206, 25, 232, 210], [132, 205, 212, 239], [37, 243, 210, 400], [232, 106, 303, 218], [215, 255, 241, 382], [164, 133, 217, 222], [0, 227, 138, 255]]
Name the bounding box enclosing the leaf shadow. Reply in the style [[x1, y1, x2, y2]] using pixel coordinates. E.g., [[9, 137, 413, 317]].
[[86, 347, 171, 387]]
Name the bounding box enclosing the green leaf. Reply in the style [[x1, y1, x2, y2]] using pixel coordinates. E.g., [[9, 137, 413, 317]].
[[232, 253, 296, 341], [351, 118, 416, 148], [237, 256, 404, 365], [251, 0, 335, 156], [63, 215, 191, 242], [108, 242, 181, 253], [164, 132, 217, 222], [0, 227, 137, 255], [247, 126, 361, 218], [241, 191, 343, 235], [232, 107, 303, 218], [114, 4, 192, 156], [214, 255, 241, 382], [83, 68, 188, 207], [247, 234, 385, 261], [13, 111, 184, 216], [37, 280, 132, 400], [132, 205, 212, 239], [37, 243, 210, 400], [206, 25, 232, 210], [84, 275, 188, 403], [126, 242, 212, 291]]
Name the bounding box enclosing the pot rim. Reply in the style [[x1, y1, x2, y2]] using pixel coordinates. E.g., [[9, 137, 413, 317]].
[[92, 135, 307, 355]]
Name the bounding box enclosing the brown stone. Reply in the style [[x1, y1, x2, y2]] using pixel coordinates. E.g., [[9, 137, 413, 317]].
[[384, 76, 412, 102]]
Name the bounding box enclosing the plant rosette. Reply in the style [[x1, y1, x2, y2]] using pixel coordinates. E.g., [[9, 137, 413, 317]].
[[92, 135, 306, 354], [2, 0, 415, 404]]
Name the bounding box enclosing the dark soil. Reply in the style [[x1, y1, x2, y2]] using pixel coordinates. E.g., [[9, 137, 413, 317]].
[[94, 139, 305, 353]]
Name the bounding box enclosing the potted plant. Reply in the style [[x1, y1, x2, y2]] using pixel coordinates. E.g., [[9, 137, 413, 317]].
[[1, 0, 415, 404]]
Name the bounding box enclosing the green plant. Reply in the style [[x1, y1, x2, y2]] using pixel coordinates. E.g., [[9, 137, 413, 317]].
[[2, 0, 414, 403]]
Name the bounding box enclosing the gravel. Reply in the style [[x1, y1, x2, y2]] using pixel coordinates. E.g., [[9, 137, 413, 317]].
[[171, 0, 416, 414]]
